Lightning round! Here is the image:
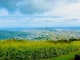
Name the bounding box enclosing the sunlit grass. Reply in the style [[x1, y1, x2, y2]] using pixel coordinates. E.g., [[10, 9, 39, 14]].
[[0, 40, 80, 60], [44, 50, 80, 60]]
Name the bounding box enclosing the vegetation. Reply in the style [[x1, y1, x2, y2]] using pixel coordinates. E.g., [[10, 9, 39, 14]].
[[0, 39, 80, 60], [44, 50, 80, 60]]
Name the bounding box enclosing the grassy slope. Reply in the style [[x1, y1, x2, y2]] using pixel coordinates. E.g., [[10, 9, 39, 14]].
[[44, 51, 80, 60], [0, 40, 80, 60]]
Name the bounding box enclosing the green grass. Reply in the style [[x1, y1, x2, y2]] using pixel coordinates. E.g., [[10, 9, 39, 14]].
[[44, 51, 80, 60], [0, 40, 80, 60]]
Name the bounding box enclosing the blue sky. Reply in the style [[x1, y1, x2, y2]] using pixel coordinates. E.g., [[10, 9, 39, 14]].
[[0, 0, 80, 28]]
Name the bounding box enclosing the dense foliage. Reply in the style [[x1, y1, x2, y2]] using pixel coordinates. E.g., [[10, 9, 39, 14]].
[[0, 40, 80, 60]]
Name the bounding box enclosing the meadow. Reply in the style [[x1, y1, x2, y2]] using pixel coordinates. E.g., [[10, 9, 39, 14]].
[[0, 39, 80, 60]]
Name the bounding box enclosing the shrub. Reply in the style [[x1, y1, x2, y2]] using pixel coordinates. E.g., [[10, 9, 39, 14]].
[[0, 40, 80, 60]]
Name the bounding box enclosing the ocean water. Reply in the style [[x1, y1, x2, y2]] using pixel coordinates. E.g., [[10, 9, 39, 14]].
[[0, 27, 80, 31]]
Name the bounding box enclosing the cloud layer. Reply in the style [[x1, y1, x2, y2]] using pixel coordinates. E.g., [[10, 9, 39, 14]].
[[0, 0, 54, 14], [0, 0, 80, 28]]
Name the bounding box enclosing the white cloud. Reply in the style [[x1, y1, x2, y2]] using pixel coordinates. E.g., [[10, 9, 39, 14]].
[[0, 0, 80, 27], [41, 1, 80, 18]]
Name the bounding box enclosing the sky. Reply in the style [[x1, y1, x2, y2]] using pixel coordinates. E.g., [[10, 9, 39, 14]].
[[0, 0, 80, 28]]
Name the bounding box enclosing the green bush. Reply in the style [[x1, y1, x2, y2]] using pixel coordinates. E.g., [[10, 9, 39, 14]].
[[0, 40, 80, 60]]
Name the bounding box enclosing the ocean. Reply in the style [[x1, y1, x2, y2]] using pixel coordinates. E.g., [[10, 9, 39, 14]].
[[0, 27, 80, 31]]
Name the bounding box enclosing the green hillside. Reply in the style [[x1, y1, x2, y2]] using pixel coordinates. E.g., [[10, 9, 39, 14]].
[[0, 40, 80, 60]]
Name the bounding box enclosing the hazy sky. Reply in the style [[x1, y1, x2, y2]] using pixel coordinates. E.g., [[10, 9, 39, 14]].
[[0, 0, 80, 28]]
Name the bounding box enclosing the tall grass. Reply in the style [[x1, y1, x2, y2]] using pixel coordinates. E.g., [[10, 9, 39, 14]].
[[0, 40, 80, 60]]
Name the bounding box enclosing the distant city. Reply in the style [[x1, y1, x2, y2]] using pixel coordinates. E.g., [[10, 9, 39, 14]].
[[0, 27, 80, 40]]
